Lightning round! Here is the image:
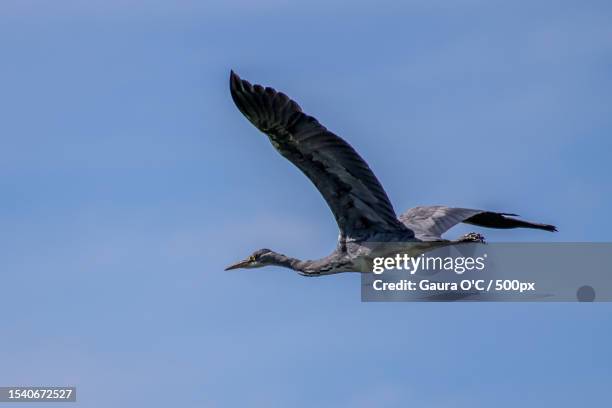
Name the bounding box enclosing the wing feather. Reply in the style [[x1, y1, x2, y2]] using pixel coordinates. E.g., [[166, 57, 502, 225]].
[[400, 206, 557, 240], [230, 71, 409, 239]]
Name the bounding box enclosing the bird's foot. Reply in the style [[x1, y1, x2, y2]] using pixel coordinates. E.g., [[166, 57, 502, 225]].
[[457, 232, 486, 244]]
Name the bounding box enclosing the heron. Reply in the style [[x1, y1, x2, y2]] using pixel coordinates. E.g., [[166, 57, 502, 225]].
[[225, 71, 557, 276]]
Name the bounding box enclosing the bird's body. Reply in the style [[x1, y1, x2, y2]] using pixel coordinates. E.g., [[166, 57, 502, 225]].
[[225, 71, 557, 276]]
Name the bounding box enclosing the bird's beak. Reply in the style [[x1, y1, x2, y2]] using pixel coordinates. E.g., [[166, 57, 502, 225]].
[[224, 259, 251, 271]]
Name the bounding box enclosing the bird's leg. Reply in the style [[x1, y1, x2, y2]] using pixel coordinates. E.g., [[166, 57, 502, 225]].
[[456, 232, 486, 244]]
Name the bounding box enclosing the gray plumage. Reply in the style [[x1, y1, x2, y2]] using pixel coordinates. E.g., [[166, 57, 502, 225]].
[[400, 206, 556, 241], [229, 70, 408, 241], [225, 71, 557, 276]]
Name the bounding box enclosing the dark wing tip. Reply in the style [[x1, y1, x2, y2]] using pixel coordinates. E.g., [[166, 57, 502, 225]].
[[229, 70, 254, 96], [465, 211, 558, 233], [229, 70, 244, 94], [519, 219, 558, 232], [228, 71, 305, 133], [526, 219, 557, 232], [229, 70, 257, 121]]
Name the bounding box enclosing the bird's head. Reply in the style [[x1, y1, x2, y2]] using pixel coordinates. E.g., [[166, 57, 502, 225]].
[[224, 248, 279, 270]]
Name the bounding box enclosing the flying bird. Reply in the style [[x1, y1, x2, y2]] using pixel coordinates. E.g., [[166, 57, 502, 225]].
[[225, 71, 557, 276]]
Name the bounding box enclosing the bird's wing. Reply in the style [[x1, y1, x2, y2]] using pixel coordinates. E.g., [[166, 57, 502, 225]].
[[399, 206, 557, 240], [230, 71, 409, 240]]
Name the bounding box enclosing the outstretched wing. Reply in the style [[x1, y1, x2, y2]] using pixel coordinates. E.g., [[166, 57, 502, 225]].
[[229, 71, 409, 240], [399, 206, 557, 241]]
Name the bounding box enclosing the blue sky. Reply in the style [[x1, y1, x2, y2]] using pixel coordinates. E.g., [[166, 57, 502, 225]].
[[1, 1, 611, 407]]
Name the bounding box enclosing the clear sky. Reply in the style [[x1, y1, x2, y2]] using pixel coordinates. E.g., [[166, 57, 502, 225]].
[[1, 1, 611, 407]]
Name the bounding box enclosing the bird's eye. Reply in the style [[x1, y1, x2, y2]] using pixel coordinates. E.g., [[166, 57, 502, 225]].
[[249, 255, 256, 262]]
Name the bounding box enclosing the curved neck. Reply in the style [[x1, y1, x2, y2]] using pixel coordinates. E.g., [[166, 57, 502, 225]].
[[269, 251, 350, 275], [270, 253, 308, 272]]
